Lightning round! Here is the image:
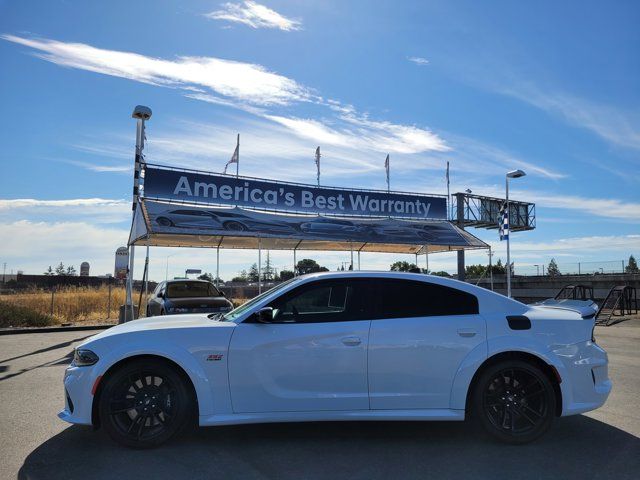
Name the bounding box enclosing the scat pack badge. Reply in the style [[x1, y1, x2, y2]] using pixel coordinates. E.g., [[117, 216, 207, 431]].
[[206, 354, 224, 361]]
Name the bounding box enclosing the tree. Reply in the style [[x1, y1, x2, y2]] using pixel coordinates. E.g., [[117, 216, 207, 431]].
[[465, 264, 487, 277], [390, 261, 418, 272], [491, 259, 507, 274], [547, 258, 561, 276], [66, 265, 77, 276], [248, 263, 260, 282], [278, 270, 295, 281], [430, 271, 451, 277], [295, 259, 328, 275], [262, 251, 276, 281], [198, 272, 214, 282], [626, 255, 639, 274], [43, 266, 54, 276], [55, 262, 66, 275]]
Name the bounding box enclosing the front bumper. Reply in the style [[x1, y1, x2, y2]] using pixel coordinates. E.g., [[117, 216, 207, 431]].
[[58, 364, 98, 425], [553, 341, 612, 416]]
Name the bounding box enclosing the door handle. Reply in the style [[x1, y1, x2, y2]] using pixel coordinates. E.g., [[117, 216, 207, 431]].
[[457, 329, 477, 337], [341, 336, 362, 346]]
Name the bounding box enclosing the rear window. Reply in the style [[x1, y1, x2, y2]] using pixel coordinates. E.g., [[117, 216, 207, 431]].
[[373, 279, 479, 318], [166, 282, 219, 298]]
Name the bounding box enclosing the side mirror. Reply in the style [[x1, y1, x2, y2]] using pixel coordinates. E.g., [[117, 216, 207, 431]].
[[254, 307, 273, 323]]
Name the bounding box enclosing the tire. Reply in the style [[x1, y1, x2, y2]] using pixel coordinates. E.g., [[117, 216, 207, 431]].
[[156, 217, 173, 227], [223, 221, 248, 231], [472, 360, 556, 444], [99, 359, 193, 448]]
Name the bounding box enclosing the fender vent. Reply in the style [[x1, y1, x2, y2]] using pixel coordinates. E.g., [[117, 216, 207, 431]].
[[507, 315, 531, 330]]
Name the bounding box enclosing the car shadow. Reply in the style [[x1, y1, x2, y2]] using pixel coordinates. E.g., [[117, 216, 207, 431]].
[[19, 416, 640, 480]]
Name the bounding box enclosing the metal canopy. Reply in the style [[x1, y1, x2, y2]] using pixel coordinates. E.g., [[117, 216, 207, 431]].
[[128, 198, 488, 255]]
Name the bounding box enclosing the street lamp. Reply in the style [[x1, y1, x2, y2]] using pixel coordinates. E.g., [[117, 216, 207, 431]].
[[165, 253, 178, 280], [534, 264, 540, 276], [506, 169, 526, 298]]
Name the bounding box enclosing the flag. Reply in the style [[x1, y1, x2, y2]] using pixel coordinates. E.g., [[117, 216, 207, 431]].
[[499, 202, 509, 241], [384, 154, 390, 191], [224, 134, 239, 175], [315, 146, 321, 186]]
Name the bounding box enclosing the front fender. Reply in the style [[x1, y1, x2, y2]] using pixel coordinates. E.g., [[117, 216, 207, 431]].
[[94, 343, 216, 417]]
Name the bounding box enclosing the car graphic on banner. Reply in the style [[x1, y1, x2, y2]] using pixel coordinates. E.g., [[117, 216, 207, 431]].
[[143, 201, 479, 247]]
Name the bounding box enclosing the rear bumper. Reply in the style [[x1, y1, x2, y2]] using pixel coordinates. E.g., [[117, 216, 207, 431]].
[[554, 341, 612, 416]]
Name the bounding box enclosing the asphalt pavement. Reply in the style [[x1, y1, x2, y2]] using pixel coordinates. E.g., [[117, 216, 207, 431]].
[[1, 323, 639, 480]]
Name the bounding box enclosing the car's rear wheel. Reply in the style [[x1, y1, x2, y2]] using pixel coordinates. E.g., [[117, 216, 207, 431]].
[[156, 217, 173, 227], [472, 360, 555, 444], [99, 359, 192, 448], [223, 220, 248, 231]]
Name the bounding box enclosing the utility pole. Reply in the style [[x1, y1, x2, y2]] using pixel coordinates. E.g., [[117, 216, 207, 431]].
[[2, 262, 6, 284]]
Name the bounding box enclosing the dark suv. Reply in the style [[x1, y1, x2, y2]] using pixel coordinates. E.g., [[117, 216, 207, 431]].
[[147, 279, 233, 316]]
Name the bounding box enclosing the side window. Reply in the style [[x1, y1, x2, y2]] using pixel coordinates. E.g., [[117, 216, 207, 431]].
[[270, 280, 367, 323], [374, 279, 478, 319]]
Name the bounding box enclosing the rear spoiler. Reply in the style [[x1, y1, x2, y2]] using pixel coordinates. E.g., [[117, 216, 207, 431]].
[[534, 304, 596, 319]]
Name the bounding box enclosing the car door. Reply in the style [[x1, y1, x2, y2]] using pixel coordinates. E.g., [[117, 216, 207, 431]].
[[228, 278, 371, 413], [367, 278, 486, 410]]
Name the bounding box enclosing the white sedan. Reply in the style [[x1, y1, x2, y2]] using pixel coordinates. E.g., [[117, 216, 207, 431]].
[[60, 271, 611, 448]]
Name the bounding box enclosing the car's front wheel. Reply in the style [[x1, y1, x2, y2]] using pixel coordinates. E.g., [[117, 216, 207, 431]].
[[472, 360, 556, 444], [98, 359, 193, 448]]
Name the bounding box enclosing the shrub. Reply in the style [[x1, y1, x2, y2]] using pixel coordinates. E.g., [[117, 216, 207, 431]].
[[0, 301, 55, 328]]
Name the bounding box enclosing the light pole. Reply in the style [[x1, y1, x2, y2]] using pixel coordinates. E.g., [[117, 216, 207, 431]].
[[534, 264, 540, 276], [506, 169, 526, 298]]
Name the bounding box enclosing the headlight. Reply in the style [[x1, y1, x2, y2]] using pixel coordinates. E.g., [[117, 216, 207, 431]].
[[72, 349, 99, 367]]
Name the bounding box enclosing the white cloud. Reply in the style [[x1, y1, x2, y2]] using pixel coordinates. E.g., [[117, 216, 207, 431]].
[[408, 56, 429, 66], [484, 80, 640, 152], [0, 198, 130, 224], [1, 34, 311, 106], [205, 1, 302, 31], [0, 220, 129, 275]]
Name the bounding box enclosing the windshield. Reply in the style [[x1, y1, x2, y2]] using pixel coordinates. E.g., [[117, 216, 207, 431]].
[[222, 278, 298, 322], [166, 282, 220, 298]]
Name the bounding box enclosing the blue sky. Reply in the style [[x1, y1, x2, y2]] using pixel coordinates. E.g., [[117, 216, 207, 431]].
[[0, 0, 638, 280]]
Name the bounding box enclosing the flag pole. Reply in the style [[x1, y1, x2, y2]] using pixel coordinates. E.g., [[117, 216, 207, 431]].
[[236, 133, 239, 178], [385, 154, 390, 193], [446, 161, 450, 219], [315, 146, 321, 186]]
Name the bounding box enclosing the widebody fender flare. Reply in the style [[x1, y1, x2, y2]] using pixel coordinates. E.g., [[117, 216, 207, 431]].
[[95, 343, 215, 416], [449, 336, 570, 411]]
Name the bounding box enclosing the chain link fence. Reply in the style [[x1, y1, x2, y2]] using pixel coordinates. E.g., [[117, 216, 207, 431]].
[[514, 260, 629, 276]]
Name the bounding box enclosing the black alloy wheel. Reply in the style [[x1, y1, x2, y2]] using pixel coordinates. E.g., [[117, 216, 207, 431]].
[[473, 360, 555, 444], [223, 221, 248, 231], [156, 217, 173, 227], [99, 360, 192, 448]]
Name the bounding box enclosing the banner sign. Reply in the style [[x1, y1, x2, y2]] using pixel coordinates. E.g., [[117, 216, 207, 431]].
[[142, 201, 482, 247], [143, 166, 447, 220]]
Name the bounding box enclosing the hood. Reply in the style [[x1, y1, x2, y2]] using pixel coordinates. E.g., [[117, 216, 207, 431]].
[[82, 314, 235, 344], [165, 296, 232, 307]]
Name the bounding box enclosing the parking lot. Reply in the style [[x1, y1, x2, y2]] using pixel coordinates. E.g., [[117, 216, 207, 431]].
[[1, 323, 638, 480]]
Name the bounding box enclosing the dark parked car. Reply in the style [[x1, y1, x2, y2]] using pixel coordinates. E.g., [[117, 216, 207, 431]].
[[147, 279, 233, 316]]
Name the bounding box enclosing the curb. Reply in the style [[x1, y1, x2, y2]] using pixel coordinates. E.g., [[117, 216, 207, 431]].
[[0, 324, 114, 336]]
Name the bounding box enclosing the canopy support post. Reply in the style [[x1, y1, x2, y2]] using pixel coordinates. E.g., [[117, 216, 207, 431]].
[[425, 246, 429, 273], [258, 238, 262, 294], [350, 243, 354, 270], [216, 237, 223, 288], [125, 244, 135, 322], [143, 239, 150, 315], [357, 243, 366, 270], [293, 240, 302, 276]]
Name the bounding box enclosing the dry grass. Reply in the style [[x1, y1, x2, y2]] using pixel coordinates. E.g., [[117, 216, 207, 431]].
[[0, 286, 251, 327], [0, 286, 135, 325]]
